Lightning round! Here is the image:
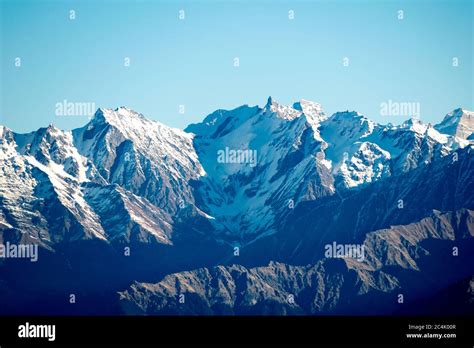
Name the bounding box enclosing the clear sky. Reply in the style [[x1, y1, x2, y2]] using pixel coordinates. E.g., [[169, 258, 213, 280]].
[[1, 0, 473, 133]]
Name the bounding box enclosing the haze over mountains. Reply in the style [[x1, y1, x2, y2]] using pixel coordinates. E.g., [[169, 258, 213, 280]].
[[0, 98, 473, 315]]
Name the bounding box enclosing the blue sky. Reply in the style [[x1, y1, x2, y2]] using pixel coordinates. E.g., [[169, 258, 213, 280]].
[[1, 0, 472, 133]]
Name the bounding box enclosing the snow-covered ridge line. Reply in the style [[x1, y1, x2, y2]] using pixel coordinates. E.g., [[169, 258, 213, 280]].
[[1, 97, 473, 243], [3, 97, 471, 142]]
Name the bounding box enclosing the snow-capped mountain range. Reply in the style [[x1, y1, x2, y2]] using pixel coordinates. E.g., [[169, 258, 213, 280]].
[[0, 97, 473, 315]]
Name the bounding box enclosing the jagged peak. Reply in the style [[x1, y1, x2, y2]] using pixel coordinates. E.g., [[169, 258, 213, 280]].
[[402, 117, 422, 125], [331, 110, 364, 119], [321, 111, 376, 141], [264, 96, 302, 121], [187, 97, 327, 138], [265, 95, 275, 107], [400, 117, 427, 134], [435, 107, 474, 140], [440, 107, 473, 123], [452, 107, 472, 116], [293, 99, 327, 123], [14, 123, 66, 144], [293, 99, 322, 111], [0, 125, 17, 151], [45, 123, 62, 134], [389, 118, 449, 143], [87, 107, 190, 139], [185, 104, 259, 137], [329, 110, 375, 129], [93, 107, 146, 124], [0, 125, 17, 160], [0, 125, 11, 139]]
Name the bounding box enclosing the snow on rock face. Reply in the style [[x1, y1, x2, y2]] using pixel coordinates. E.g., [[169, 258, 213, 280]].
[[77, 107, 203, 179], [13, 125, 90, 182], [83, 183, 173, 244], [186, 97, 330, 241], [266, 97, 302, 121], [293, 99, 327, 123], [292, 99, 327, 142], [0, 99, 473, 247], [186, 105, 260, 139], [0, 126, 17, 160], [24, 155, 107, 242], [0, 108, 203, 246], [374, 120, 456, 173], [0, 134, 44, 241], [319, 111, 376, 167], [73, 107, 205, 214], [401, 118, 427, 134], [0, 130, 106, 244], [435, 108, 474, 140], [319, 111, 379, 182], [319, 109, 468, 186], [339, 142, 391, 188]]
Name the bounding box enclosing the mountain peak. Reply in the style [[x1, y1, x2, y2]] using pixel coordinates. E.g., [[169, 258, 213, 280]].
[[93, 107, 146, 124], [293, 99, 327, 124], [332, 110, 362, 119], [264, 96, 302, 121], [435, 107, 474, 140], [265, 95, 275, 106], [293, 99, 321, 110], [45, 123, 61, 134], [87, 107, 183, 138], [0, 125, 10, 139], [401, 117, 427, 134], [330, 111, 372, 126]]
